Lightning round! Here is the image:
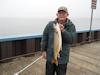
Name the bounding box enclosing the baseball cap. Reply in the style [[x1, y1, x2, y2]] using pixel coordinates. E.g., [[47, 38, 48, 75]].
[[58, 6, 68, 12]]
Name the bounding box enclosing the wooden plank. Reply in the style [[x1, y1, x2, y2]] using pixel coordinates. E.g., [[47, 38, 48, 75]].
[[71, 44, 100, 55], [35, 38, 41, 52], [71, 48, 100, 60], [94, 31, 99, 40], [70, 52, 100, 67], [25, 39, 35, 53], [70, 56, 100, 74], [68, 62, 98, 75], [0, 41, 13, 60], [14, 41, 22, 55], [67, 63, 83, 75]]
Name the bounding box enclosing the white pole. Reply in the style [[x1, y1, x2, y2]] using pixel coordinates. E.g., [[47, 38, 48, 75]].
[[14, 56, 43, 75], [89, 8, 94, 42]]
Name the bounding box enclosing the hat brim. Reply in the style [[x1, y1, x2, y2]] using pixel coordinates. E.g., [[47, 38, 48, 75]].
[[58, 10, 67, 12]]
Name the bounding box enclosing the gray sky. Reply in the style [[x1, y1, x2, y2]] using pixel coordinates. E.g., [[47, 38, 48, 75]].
[[0, 0, 100, 18]]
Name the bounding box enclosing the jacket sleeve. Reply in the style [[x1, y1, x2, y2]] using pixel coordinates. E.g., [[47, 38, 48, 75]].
[[41, 23, 49, 51], [62, 23, 76, 44]]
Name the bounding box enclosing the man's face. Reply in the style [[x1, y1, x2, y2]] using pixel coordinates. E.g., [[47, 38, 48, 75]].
[[57, 10, 68, 21]]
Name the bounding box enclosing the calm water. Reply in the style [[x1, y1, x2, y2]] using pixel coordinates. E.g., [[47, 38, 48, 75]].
[[0, 18, 100, 36]]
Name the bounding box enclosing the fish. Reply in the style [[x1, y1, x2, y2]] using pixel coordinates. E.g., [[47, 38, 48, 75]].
[[52, 23, 62, 65]]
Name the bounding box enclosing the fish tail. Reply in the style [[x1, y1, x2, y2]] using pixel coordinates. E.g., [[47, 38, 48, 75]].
[[52, 59, 58, 65]]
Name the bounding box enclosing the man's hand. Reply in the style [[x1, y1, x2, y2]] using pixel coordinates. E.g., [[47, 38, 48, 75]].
[[59, 24, 65, 32], [41, 51, 47, 59]]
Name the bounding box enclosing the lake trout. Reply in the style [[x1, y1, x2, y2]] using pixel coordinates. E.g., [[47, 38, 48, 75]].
[[52, 23, 62, 65]]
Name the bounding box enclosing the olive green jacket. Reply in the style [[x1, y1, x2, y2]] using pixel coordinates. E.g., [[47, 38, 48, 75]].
[[41, 19, 76, 64]]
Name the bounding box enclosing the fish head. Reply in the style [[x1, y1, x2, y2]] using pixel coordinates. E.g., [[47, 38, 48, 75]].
[[53, 23, 60, 33]]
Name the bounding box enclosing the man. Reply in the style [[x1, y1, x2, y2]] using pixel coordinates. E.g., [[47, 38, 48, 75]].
[[41, 6, 76, 75]]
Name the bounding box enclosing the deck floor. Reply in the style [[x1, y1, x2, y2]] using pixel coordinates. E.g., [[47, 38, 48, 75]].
[[68, 41, 100, 75], [0, 41, 100, 75]]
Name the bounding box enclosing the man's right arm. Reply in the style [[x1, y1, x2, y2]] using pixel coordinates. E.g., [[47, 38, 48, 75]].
[[41, 23, 49, 51], [41, 23, 49, 58]]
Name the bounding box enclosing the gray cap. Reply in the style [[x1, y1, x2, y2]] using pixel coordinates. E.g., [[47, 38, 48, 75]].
[[58, 6, 68, 12]]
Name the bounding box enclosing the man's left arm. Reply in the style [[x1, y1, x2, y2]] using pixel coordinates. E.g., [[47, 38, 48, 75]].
[[61, 24, 76, 44]]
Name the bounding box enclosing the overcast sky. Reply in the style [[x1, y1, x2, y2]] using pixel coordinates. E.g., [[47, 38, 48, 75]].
[[0, 0, 100, 18]]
